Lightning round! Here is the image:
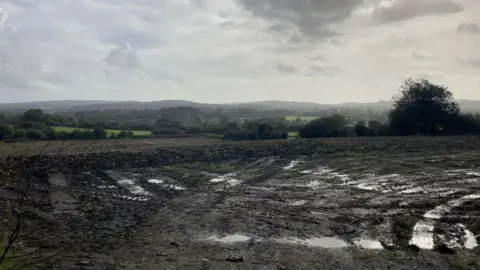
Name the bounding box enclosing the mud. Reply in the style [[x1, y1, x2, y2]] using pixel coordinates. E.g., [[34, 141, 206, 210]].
[[2, 137, 480, 269]]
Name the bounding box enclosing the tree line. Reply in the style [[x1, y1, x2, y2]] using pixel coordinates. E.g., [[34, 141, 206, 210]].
[[1, 78, 479, 142]]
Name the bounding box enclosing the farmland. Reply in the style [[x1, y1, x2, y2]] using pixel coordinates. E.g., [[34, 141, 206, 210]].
[[53, 126, 152, 136], [1, 137, 480, 269]]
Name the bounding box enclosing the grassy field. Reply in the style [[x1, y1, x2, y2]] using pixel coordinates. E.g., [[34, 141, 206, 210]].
[[53, 126, 152, 136], [288, 132, 299, 139]]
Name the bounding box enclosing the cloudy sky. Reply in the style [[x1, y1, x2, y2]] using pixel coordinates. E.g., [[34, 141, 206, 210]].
[[0, 0, 478, 103]]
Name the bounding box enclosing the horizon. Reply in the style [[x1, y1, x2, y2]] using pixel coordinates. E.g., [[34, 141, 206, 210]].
[[0, 1, 479, 103]]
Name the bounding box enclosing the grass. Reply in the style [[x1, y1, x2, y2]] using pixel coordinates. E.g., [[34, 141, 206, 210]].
[[53, 126, 152, 136], [288, 132, 299, 139]]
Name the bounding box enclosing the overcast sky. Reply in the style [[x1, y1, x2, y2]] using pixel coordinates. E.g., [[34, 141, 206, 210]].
[[0, 0, 478, 103]]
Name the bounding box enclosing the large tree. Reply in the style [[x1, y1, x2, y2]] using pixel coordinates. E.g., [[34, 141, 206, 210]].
[[389, 78, 460, 135]]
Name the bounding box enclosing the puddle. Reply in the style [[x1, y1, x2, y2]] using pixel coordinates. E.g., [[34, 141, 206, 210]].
[[410, 222, 435, 249], [209, 173, 242, 187], [117, 180, 151, 196], [97, 185, 117, 189], [424, 194, 480, 220], [354, 239, 384, 250], [356, 183, 381, 191], [306, 180, 323, 189], [206, 234, 252, 244], [274, 237, 348, 248], [148, 179, 165, 184], [283, 160, 299, 170], [401, 187, 424, 194], [163, 184, 186, 190], [289, 200, 307, 206], [410, 194, 480, 249], [464, 229, 478, 249]]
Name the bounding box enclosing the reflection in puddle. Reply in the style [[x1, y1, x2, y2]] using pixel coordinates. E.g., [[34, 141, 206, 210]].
[[283, 160, 299, 170], [207, 234, 252, 243], [354, 239, 384, 250], [410, 194, 480, 249], [148, 179, 165, 184], [400, 187, 425, 194], [210, 173, 243, 186], [290, 200, 307, 206], [410, 222, 435, 249], [464, 229, 478, 249], [164, 184, 186, 190], [274, 237, 348, 248]]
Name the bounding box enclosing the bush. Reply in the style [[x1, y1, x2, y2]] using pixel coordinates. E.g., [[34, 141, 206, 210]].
[[152, 127, 184, 135], [26, 129, 47, 140], [299, 115, 347, 138], [13, 128, 27, 139], [93, 126, 107, 139], [222, 130, 257, 141], [117, 130, 134, 138], [0, 124, 8, 141]]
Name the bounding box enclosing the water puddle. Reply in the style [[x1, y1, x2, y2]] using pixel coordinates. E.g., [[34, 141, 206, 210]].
[[401, 187, 425, 194], [206, 234, 252, 244], [464, 229, 478, 249], [409, 194, 480, 249], [148, 179, 165, 184], [306, 180, 323, 189], [97, 185, 117, 189], [209, 173, 242, 187], [163, 184, 186, 190], [289, 200, 307, 206], [410, 222, 435, 249], [117, 179, 152, 196], [274, 237, 348, 248], [354, 239, 384, 250], [106, 171, 152, 196], [283, 160, 300, 170]]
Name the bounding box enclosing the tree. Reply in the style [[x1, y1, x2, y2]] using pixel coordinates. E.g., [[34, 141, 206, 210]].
[[92, 126, 107, 139], [0, 124, 8, 141], [256, 123, 274, 139], [354, 121, 367, 137], [389, 78, 460, 135], [299, 114, 347, 138], [22, 109, 45, 122]]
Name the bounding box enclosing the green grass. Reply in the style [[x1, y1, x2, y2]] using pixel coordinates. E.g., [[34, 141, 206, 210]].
[[288, 132, 299, 139], [53, 126, 152, 136]]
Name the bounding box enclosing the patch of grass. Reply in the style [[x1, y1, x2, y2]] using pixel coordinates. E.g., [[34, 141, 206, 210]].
[[53, 126, 152, 136], [288, 132, 299, 139]]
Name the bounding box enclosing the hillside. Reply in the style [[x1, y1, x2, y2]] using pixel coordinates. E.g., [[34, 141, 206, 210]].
[[0, 99, 479, 113]]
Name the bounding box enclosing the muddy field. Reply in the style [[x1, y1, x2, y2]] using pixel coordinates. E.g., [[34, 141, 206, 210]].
[[2, 137, 480, 269]]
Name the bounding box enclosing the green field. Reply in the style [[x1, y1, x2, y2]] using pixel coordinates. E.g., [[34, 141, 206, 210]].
[[288, 132, 299, 139], [53, 126, 152, 136]]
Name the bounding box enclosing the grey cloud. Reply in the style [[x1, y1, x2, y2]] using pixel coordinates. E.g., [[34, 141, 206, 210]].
[[373, 0, 464, 23], [237, 0, 363, 39], [457, 23, 480, 34], [105, 46, 142, 70], [276, 62, 298, 73]]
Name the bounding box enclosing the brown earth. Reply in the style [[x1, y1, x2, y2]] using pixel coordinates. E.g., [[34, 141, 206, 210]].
[[1, 137, 480, 269]]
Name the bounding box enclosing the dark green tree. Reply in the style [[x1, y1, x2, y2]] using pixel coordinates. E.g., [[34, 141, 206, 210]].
[[389, 78, 460, 135]]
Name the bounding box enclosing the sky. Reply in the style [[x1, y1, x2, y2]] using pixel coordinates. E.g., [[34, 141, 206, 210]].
[[0, 0, 479, 104]]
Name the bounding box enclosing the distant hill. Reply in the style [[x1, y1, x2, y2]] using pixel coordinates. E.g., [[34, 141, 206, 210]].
[[0, 99, 479, 113]]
